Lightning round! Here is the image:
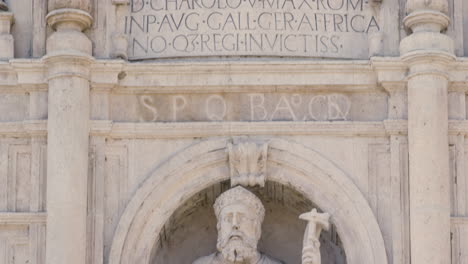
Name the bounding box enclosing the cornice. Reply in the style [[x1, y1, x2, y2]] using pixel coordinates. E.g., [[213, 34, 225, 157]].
[[10, 59, 47, 88], [3, 120, 468, 138], [449, 121, 468, 135], [0, 120, 47, 137], [117, 60, 379, 92], [371, 57, 407, 93], [0, 212, 47, 224], [91, 121, 389, 138], [451, 216, 468, 226], [450, 58, 468, 92], [122, 60, 373, 73], [0, 57, 466, 93], [383, 119, 408, 135], [1, 120, 395, 138], [0, 60, 16, 88], [89, 60, 125, 92]]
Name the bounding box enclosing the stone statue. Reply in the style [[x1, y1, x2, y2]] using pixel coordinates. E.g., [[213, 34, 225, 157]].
[[193, 186, 282, 264], [299, 209, 330, 264]]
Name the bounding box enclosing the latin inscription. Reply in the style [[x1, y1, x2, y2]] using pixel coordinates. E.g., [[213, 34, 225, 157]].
[[125, 0, 381, 59], [137, 93, 351, 121]]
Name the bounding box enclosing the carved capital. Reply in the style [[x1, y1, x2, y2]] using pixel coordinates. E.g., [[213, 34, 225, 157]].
[[228, 141, 268, 187], [404, 10, 450, 33], [400, 50, 455, 80], [46, 8, 93, 57], [47, 8, 92, 32], [48, 0, 92, 14], [44, 54, 93, 80], [401, 0, 454, 67], [300, 209, 330, 264], [406, 0, 448, 17]]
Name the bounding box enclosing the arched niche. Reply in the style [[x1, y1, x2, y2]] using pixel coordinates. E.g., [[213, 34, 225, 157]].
[[149, 180, 346, 264], [109, 138, 388, 264]]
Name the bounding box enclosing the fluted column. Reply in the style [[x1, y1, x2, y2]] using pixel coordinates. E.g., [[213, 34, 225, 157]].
[[45, 1, 93, 264], [400, 0, 454, 263]]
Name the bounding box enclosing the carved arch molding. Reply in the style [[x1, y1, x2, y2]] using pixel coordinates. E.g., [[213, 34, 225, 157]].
[[109, 138, 388, 264]]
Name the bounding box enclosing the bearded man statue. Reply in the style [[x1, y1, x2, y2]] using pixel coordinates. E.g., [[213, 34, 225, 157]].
[[193, 186, 282, 264]]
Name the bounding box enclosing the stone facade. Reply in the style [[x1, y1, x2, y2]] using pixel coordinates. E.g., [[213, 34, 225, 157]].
[[0, 0, 468, 263]]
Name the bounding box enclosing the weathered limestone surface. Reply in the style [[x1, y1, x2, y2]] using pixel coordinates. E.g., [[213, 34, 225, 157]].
[[400, 0, 454, 262], [44, 2, 93, 264], [0, 8, 13, 60], [0, 0, 468, 264], [48, 0, 92, 13]]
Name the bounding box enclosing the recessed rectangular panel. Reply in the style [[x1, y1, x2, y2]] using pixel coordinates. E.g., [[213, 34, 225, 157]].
[[109, 92, 388, 122], [123, 0, 383, 59]]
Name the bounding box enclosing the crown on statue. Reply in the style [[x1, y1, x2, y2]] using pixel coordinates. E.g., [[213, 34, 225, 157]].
[[214, 186, 265, 222]]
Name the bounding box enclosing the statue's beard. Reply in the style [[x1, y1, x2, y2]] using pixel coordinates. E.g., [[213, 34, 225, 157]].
[[217, 231, 258, 263]]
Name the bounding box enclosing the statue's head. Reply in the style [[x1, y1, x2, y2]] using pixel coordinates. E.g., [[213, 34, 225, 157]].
[[214, 186, 265, 263]]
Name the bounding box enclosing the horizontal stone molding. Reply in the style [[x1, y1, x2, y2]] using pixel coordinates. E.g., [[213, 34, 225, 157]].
[[0, 120, 47, 137], [448, 121, 468, 135], [0, 58, 467, 93], [90, 121, 396, 138], [0, 212, 47, 224], [451, 217, 468, 226], [116, 60, 378, 91], [4, 120, 468, 138], [2, 120, 400, 138]]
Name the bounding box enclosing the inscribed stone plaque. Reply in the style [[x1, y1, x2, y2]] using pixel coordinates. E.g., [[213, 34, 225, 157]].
[[125, 0, 381, 59], [107, 92, 388, 122]]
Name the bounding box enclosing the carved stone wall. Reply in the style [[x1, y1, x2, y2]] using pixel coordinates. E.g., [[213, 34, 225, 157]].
[[0, 0, 467, 263], [0, 137, 46, 264], [3, 0, 468, 58], [150, 181, 346, 264]]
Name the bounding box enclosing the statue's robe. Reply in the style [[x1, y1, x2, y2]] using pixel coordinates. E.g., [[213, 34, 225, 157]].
[[192, 252, 283, 264]]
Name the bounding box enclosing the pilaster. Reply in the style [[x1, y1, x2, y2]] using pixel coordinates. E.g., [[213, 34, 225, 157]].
[[400, 0, 454, 263], [44, 2, 93, 264]]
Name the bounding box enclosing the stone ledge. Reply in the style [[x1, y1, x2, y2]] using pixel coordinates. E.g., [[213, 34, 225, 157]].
[[0, 58, 467, 93], [91, 121, 392, 138], [4, 120, 468, 138], [117, 60, 379, 91], [448, 121, 468, 135], [0, 210, 464, 227], [0, 120, 47, 137], [451, 217, 468, 226], [2, 120, 400, 138], [0, 212, 47, 224]]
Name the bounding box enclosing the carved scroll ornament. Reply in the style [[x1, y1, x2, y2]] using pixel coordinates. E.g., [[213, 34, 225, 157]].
[[228, 141, 268, 187]]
